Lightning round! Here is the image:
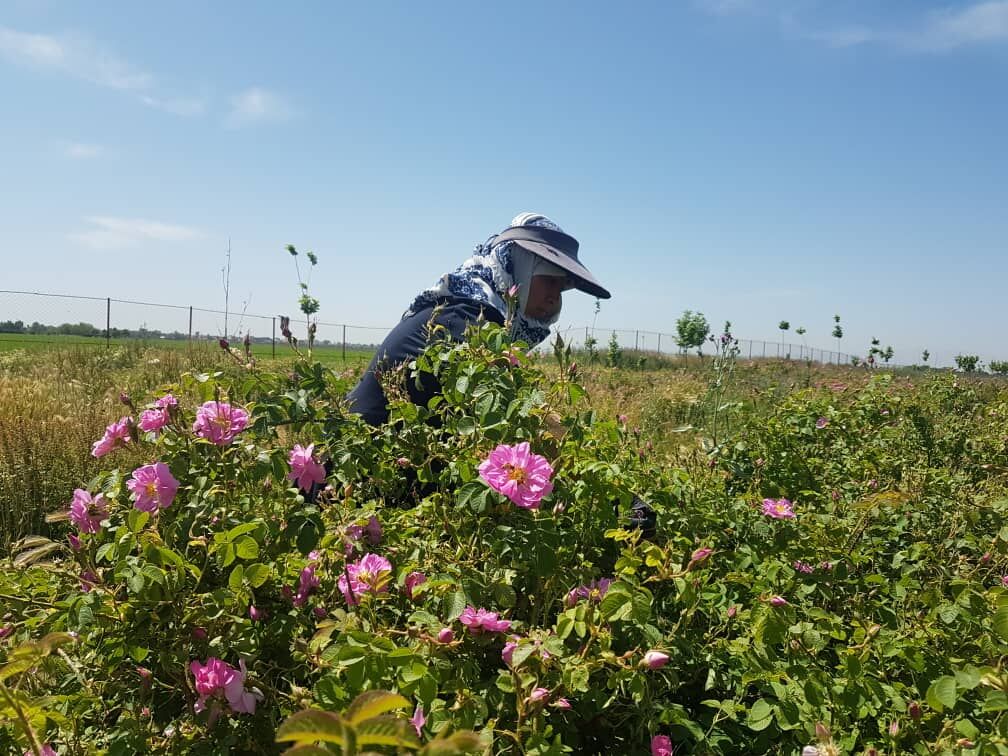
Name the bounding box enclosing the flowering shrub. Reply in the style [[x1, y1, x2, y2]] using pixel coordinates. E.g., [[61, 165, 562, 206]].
[[3, 324, 1008, 754]]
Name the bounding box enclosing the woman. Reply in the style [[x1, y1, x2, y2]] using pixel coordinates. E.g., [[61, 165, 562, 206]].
[[346, 212, 610, 426]]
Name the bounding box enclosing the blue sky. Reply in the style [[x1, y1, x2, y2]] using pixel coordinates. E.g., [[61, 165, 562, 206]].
[[2, 0, 1006, 366]]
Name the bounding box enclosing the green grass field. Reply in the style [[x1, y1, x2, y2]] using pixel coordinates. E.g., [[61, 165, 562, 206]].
[[0, 332, 376, 368]]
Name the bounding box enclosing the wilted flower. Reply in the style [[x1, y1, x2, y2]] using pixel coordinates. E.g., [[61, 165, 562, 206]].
[[478, 442, 554, 510], [192, 401, 250, 445], [127, 462, 179, 513], [0, 625, 13, 639], [365, 515, 382, 544], [403, 571, 426, 600], [793, 561, 814, 574], [410, 704, 426, 737], [801, 748, 819, 756], [437, 627, 454, 644], [293, 565, 321, 607], [337, 554, 392, 606], [459, 606, 511, 634], [79, 569, 99, 593], [907, 701, 922, 721], [651, 734, 674, 756], [553, 697, 571, 710], [288, 444, 326, 493], [762, 498, 795, 519], [68, 533, 82, 551], [564, 578, 612, 607], [91, 416, 132, 457], [313, 605, 327, 618], [69, 488, 108, 534], [641, 650, 670, 670], [192, 627, 208, 641]]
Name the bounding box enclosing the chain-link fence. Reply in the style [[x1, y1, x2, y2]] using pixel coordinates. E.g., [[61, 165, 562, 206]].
[[553, 325, 864, 366], [0, 289, 393, 360], [2, 289, 876, 367]]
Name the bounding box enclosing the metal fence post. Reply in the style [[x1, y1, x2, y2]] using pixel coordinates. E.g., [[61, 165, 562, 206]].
[[342, 324, 347, 363], [657, 333, 661, 355], [106, 297, 111, 348], [188, 306, 193, 343], [272, 317, 276, 358]]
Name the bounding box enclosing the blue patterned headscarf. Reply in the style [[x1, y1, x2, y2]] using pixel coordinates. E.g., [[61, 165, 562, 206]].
[[402, 213, 566, 347]]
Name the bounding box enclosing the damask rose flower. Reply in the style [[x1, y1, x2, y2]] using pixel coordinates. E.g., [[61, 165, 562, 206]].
[[337, 554, 392, 606], [192, 401, 249, 445], [459, 606, 511, 634], [91, 416, 132, 457], [288, 443, 326, 492], [69, 488, 108, 533], [127, 462, 179, 513], [762, 498, 795, 519], [478, 442, 554, 509]]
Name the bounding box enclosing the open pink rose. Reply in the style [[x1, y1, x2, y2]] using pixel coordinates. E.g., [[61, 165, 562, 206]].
[[192, 401, 249, 445], [459, 606, 511, 634], [69, 488, 108, 534], [127, 462, 179, 513], [91, 416, 132, 457], [288, 443, 326, 492], [478, 442, 554, 510]]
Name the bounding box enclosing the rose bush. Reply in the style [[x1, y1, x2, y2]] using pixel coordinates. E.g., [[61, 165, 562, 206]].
[[1, 323, 1008, 754]]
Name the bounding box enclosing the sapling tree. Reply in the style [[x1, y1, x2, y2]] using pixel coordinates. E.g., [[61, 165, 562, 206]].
[[778, 321, 790, 354], [676, 310, 710, 359], [955, 354, 981, 372]]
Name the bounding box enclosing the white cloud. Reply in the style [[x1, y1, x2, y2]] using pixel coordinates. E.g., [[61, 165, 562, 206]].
[[61, 142, 103, 159], [226, 87, 296, 127], [139, 94, 207, 117], [0, 26, 151, 90], [800, 1, 1008, 51], [694, 0, 758, 15], [0, 25, 206, 114], [69, 216, 204, 250]]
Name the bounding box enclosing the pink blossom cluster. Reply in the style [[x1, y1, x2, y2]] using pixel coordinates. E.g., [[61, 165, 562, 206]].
[[762, 497, 796, 519], [127, 462, 179, 513], [288, 443, 326, 492], [459, 606, 511, 634], [190, 657, 261, 715], [138, 393, 177, 434], [564, 578, 612, 607], [91, 416, 132, 458], [478, 442, 554, 510], [337, 553, 392, 606], [69, 488, 108, 534], [192, 401, 249, 445]]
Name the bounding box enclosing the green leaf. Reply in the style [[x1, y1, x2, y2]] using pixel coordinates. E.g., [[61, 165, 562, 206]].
[[228, 565, 245, 592], [746, 698, 774, 732], [356, 715, 421, 747], [926, 676, 957, 712], [993, 606, 1008, 641], [445, 590, 467, 622], [276, 709, 346, 746], [235, 536, 260, 560], [345, 691, 411, 726], [419, 731, 483, 756], [244, 563, 270, 588]]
